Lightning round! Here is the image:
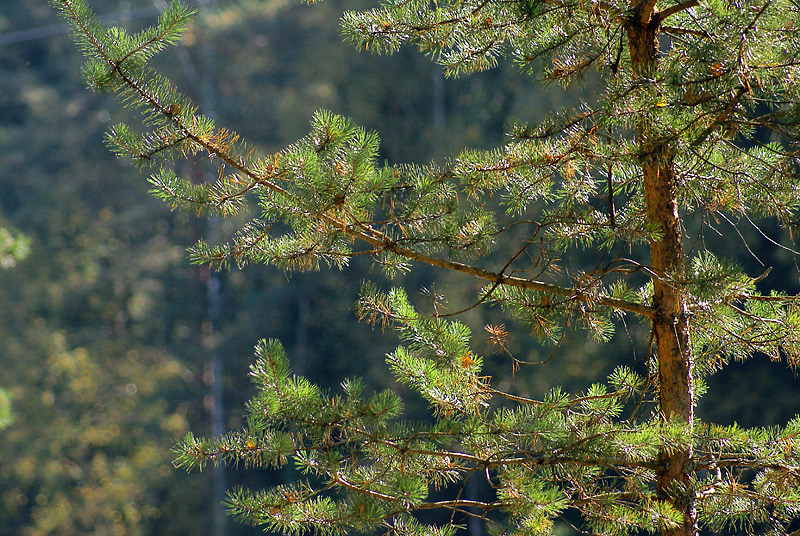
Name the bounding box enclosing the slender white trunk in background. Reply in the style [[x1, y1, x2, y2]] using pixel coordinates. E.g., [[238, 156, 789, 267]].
[[152, 0, 228, 532]]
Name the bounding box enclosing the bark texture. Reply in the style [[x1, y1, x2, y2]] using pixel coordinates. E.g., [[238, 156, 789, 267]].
[[625, 4, 697, 535]]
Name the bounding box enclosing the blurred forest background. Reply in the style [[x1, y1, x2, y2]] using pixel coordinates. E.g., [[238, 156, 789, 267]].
[[1, 1, 799, 535]]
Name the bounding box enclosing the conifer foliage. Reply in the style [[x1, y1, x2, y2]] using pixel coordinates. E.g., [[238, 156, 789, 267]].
[[53, 0, 800, 535]]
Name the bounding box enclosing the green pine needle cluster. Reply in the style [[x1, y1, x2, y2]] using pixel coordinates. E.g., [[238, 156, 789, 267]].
[[169, 295, 800, 535]]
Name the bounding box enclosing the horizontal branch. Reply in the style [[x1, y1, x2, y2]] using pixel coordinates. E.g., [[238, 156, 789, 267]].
[[656, 0, 700, 22], [61, 0, 657, 321], [695, 456, 800, 473], [661, 25, 708, 38], [370, 235, 656, 318], [415, 499, 504, 511], [153, 109, 657, 317], [540, 0, 625, 21], [331, 472, 401, 502]]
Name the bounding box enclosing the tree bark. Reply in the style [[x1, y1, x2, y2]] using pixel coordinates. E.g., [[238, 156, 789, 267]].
[[644, 158, 696, 536], [625, 5, 696, 536]]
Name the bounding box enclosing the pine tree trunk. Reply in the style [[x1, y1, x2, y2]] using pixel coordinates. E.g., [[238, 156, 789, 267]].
[[626, 5, 696, 536], [644, 159, 696, 536]]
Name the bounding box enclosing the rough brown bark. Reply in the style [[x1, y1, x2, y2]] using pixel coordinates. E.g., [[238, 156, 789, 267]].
[[644, 160, 696, 536], [625, 4, 697, 536]]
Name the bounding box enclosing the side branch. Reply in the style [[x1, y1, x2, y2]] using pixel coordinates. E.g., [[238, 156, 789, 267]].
[[60, 0, 656, 321], [656, 0, 700, 22], [375, 237, 656, 318], [415, 499, 505, 512], [662, 26, 708, 39]]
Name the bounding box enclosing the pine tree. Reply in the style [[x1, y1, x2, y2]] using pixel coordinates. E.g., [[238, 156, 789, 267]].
[[52, 0, 800, 535]]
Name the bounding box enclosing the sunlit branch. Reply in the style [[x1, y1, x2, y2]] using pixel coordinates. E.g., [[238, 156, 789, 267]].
[[657, 0, 700, 22], [60, 0, 658, 320]]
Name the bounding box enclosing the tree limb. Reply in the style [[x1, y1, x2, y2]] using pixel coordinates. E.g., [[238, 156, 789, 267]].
[[59, 0, 658, 322], [656, 0, 700, 22]]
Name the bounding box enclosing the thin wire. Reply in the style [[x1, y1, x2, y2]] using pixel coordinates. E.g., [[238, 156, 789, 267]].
[[718, 212, 765, 266], [745, 212, 800, 255]]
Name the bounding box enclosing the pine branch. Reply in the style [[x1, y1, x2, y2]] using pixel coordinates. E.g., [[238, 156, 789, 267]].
[[414, 499, 505, 512], [539, 0, 623, 19], [331, 472, 403, 503], [690, 86, 748, 147], [59, 0, 656, 319], [661, 26, 708, 39], [656, 1, 700, 22], [373, 238, 657, 318]]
